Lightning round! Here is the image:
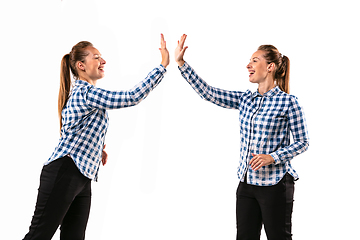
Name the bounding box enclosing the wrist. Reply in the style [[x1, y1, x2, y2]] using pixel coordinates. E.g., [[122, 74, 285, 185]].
[[269, 153, 279, 165], [161, 59, 169, 68], [176, 60, 185, 67]]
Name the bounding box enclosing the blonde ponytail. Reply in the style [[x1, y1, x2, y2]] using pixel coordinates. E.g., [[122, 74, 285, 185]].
[[59, 54, 71, 133], [276, 55, 290, 94]]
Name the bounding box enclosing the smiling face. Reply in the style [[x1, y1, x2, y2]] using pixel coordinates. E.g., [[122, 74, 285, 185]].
[[77, 46, 106, 85], [247, 50, 274, 84]]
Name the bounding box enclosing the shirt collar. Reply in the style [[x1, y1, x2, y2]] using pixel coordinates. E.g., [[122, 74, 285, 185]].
[[75, 79, 92, 87], [252, 86, 280, 99]]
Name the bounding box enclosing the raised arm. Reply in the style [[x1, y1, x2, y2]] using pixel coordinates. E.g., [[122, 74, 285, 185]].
[[84, 34, 169, 110], [175, 34, 242, 110], [85, 65, 166, 110]]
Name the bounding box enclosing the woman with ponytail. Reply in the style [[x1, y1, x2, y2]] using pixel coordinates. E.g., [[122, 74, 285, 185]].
[[175, 35, 309, 240], [23, 34, 169, 240]]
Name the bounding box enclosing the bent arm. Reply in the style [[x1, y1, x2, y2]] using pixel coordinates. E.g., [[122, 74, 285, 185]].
[[270, 97, 310, 164], [178, 62, 242, 110], [85, 65, 166, 109]]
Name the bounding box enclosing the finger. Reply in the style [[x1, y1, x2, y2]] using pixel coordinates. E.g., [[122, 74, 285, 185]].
[[250, 157, 262, 169], [178, 40, 183, 49], [160, 43, 167, 50], [250, 159, 258, 168], [160, 34, 167, 48], [253, 164, 262, 171], [249, 153, 257, 164], [103, 144, 106, 149], [179, 34, 186, 48], [181, 46, 188, 55], [182, 34, 187, 46], [180, 35, 186, 45], [181, 34, 187, 42], [251, 160, 262, 171]]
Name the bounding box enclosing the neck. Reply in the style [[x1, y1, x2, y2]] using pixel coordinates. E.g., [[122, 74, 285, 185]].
[[258, 80, 276, 95]]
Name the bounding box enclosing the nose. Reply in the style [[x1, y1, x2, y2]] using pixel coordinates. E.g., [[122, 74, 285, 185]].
[[246, 62, 251, 69], [101, 57, 106, 65]]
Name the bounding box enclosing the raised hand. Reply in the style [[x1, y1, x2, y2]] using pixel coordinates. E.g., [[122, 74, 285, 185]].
[[175, 34, 188, 67], [159, 33, 169, 68]]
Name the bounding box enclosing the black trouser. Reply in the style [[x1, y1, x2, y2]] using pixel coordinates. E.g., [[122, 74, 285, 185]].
[[23, 156, 92, 240], [236, 173, 294, 240]]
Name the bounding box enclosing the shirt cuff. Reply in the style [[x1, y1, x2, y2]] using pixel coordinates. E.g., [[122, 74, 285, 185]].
[[270, 152, 281, 165], [159, 64, 167, 73], [177, 61, 188, 72]]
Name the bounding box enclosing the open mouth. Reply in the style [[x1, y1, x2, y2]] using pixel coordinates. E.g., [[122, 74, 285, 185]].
[[98, 66, 104, 72], [249, 70, 255, 77]]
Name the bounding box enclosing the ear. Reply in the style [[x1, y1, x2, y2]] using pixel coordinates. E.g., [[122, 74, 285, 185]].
[[267, 63, 275, 72], [77, 61, 86, 71]]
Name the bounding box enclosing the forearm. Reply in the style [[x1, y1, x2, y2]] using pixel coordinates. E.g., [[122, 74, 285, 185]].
[[178, 62, 241, 109], [127, 64, 167, 105], [270, 140, 309, 164], [86, 65, 166, 109], [178, 61, 212, 100]]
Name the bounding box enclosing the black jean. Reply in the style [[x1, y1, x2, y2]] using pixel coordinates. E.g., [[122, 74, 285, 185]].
[[236, 173, 294, 240], [23, 156, 92, 240]]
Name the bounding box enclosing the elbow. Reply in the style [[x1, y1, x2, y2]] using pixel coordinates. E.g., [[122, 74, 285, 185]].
[[129, 91, 145, 106]]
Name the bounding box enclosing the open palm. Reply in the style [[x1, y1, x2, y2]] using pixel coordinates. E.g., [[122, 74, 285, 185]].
[[175, 34, 188, 66]]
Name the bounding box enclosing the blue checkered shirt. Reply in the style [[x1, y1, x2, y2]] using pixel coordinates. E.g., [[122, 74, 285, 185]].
[[179, 62, 309, 186], [46, 65, 166, 181]]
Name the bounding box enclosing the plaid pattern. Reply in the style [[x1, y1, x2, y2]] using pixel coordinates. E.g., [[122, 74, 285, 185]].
[[46, 65, 166, 181], [179, 62, 309, 186]]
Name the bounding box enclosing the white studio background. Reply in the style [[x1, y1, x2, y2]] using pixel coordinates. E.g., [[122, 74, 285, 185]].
[[0, 0, 359, 239]]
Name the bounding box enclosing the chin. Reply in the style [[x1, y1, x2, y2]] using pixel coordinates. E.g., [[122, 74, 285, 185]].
[[249, 78, 257, 84]]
